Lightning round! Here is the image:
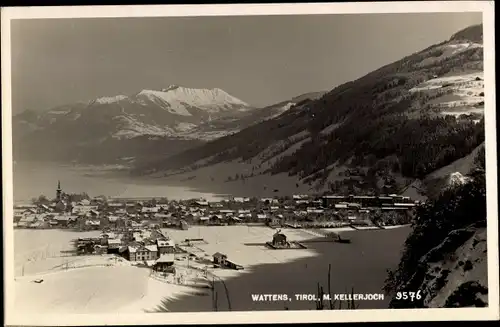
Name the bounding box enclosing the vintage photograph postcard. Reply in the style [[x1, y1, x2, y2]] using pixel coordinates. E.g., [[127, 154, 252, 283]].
[[2, 1, 498, 325]]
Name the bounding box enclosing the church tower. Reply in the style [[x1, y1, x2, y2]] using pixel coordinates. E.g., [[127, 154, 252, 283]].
[[56, 180, 62, 201]]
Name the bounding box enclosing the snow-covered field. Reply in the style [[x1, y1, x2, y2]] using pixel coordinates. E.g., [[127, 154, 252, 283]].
[[11, 225, 411, 314], [14, 266, 149, 314], [14, 229, 101, 276], [410, 71, 484, 118], [163, 226, 320, 272], [12, 229, 197, 315], [418, 42, 482, 68]]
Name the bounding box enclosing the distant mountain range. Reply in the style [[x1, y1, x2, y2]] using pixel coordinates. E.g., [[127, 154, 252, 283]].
[[133, 24, 485, 198], [13, 83, 324, 164]]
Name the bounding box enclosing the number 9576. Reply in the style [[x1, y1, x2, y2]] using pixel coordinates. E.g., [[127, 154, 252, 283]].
[[395, 291, 422, 301]]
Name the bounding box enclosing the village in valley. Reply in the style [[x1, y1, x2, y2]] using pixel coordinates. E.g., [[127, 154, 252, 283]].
[[14, 180, 418, 288]]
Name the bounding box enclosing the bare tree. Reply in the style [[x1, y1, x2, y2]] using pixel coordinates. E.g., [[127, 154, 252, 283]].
[[314, 264, 359, 310]]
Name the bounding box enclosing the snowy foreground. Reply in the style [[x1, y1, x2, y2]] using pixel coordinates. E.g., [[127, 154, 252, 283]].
[[12, 225, 409, 314]]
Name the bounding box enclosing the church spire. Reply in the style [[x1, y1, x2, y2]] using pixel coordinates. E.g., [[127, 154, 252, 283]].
[[56, 180, 62, 201]]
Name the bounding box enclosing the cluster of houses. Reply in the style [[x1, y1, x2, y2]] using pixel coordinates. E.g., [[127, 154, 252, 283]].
[[76, 229, 175, 258], [14, 182, 418, 231], [75, 228, 179, 273], [76, 228, 244, 272]]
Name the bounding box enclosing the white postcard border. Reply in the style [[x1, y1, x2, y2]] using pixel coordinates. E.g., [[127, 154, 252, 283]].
[[2, 1, 498, 325]]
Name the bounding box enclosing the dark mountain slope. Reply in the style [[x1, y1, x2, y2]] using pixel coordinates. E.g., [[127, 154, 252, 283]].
[[450, 24, 483, 43], [133, 24, 484, 197]]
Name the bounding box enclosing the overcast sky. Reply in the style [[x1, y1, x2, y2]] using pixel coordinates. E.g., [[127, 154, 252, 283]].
[[10, 12, 482, 113]]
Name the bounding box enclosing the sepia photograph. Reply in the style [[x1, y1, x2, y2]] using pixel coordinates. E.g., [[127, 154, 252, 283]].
[[2, 2, 498, 325]]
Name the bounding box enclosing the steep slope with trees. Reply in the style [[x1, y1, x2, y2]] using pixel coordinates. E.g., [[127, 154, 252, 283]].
[[384, 146, 487, 308], [134, 24, 484, 197]]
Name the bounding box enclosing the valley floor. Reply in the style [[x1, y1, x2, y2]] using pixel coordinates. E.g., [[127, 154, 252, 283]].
[[146, 160, 321, 199]]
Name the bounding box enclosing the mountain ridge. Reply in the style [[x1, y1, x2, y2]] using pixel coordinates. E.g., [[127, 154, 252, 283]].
[[13, 84, 324, 165], [12, 85, 252, 164], [133, 24, 484, 199]]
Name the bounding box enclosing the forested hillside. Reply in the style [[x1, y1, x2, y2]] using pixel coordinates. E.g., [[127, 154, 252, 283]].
[[384, 146, 487, 308], [134, 24, 484, 197]]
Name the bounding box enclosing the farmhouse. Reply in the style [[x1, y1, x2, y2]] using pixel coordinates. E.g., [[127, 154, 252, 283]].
[[88, 209, 100, 218], [306, 207, 324, 214], [85, 219, 101, 229], [195, 200, 209, 206], [14, 204, 37, 209], [322, 195, 347, 207], [141, 207, 160, 214], [79, 199, 91, 206], [107, 202, 124, 208], [209, 202, 224, 208], [213, 252, 228, 265], [261, 198, 279, 205], [230, 216, 242, 224], [30, 221, 47, 229], [393, 202, 416, 208], [107, 215, 120, 223], [38, 204, 51, 213], [295, 200, 309, 208], [209, 215, 224, 225], [153, 213, 170, 220], [334, 203, 348, 209], [267, 216, 282, 228], [72, 205, 98, 214], [53, 215, 77, 226], [128, 244, 159, 262], [238, 213, 252, 219], [106, 238, 122, 253], [152, 254, 175, 273], [219, 209, 235, 216], [233, 197, 250, 203], [17, 215, 37, 227], [157, 239, 176, 254]]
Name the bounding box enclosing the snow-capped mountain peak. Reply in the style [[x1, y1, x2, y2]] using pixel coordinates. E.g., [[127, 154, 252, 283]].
[[92, 95, 129, 104], [135, 86, 250, 115], [161, 84, 181, 92]]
